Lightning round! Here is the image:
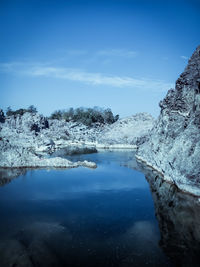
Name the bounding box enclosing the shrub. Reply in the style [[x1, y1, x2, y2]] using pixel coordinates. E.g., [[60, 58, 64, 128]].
[[27, 105, 37, 114], [6, 105, 38, 116], [49, 106, 119, 126], [50, 110, 63, 120], [0, 109, 5, 123]]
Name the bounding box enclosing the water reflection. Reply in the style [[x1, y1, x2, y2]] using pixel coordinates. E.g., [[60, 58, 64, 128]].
[[0, 151, 170, 267], [0, 168, 27, 186], [140, 165, 200, 267]]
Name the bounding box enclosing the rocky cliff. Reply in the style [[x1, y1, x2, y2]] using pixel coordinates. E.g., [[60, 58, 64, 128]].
[[97, 113, 154, 145], [136, 45, 200, 196]]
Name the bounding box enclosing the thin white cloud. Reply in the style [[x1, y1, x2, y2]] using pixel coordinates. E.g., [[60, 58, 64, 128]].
[[0, 62, 173, 92], [67, 49, 88, 56], [97, 49, 138, 58], [59, 49, 138, 59], [180, 55, 188, 60]]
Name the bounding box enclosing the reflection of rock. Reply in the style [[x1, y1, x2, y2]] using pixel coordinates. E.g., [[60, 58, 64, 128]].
[[0, 168, 27, 186], [51, 145, 97, 157], [120, 220, 171, 267], [0, 239, 33, 267], [142, 166, 200, 267], [120, 151, 142, 171], [0, 222, 72, 267]]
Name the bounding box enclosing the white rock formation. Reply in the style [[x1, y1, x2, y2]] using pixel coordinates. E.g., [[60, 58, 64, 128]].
[[0, 110, 154, 168], [97, 113, 155, 146], [136, 45, 200, 196], [0, 139, 96, 169]]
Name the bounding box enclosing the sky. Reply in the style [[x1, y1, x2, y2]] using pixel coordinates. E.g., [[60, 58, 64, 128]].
[[0, 0, 200, 118]]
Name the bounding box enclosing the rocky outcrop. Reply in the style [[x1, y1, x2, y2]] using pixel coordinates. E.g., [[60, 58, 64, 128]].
[[0, 113, 97, 169], [0, 110, 154, 168], [136, 45, 200, 196], [97, 113, 154, 145], [0, 138, 96, 168]]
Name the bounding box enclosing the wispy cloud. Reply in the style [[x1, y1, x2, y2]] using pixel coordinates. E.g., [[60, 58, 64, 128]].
[[63, 49, 138, 58], [97, 49, 138, 58], [180, 55, 188, 60], [66, 49, 88, 56], [0, 62, 173, 92]]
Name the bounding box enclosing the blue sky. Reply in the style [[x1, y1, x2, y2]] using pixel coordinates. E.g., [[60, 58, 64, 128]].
[[0, 0, 200, 117]]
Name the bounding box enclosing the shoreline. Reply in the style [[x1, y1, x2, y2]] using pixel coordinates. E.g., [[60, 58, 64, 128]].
[[135, 154, 200, 198]]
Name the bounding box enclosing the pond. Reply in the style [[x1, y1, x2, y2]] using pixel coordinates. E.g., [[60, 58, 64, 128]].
[[0, 151, 190, 266]]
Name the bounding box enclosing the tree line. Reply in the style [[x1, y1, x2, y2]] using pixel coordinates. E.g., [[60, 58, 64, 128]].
[[1, 106, 119, 126], [50, 107, 119, 126], [5, 105, 37, 116]]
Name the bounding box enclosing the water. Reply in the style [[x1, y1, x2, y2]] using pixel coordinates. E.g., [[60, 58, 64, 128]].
[[0, 151, 172, 266]]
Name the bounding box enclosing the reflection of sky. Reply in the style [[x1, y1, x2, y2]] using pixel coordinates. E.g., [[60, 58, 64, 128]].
[[0, 151, 148, 201], [0, 152, 171, 265], [0, 161, 148, 201]]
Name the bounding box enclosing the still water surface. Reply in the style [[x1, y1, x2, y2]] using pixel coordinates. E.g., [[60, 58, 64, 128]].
[[0, 151, 172, 266]]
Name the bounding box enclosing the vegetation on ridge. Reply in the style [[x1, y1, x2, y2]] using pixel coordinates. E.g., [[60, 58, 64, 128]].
[[1, 105, 119, 127], [50, 107, 119, 126]]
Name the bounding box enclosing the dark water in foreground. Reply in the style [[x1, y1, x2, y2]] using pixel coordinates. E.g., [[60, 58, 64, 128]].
[[0, 151, 198, 267]]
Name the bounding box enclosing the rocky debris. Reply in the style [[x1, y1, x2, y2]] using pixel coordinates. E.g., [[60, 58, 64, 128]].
[[97, 113, 155, 145], [136, 45, 200, 196]]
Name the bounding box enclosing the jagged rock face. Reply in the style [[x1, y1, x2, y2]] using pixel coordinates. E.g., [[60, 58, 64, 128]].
[[4, 112, 49, 134], [97, 113, 155, 145], [137, 46, 200, 195]]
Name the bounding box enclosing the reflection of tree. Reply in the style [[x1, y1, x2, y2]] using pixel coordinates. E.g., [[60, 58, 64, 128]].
[[0, 168, 27, 187], [143, 167, 200, 267]]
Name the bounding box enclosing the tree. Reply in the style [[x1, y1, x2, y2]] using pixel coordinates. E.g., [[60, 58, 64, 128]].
[[28, 105, 37, 114], [6, 106, 13, 116], [115, 114, 119, 122], [103, 108, 115, 124], [49, 106, 119, 126], [15, 108, 27, 116], [50, 110, 63, 120], [0, 109, 5, 123]]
